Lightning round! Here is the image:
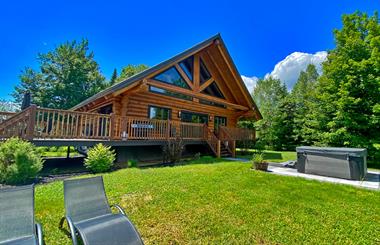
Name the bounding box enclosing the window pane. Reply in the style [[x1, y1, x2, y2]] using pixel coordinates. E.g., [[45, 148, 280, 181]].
[[181, 111, 208, 124], [179, 56, 194, 81], [149, 86, 192, 101], [153, 67, 190, 89], [200, 58, 211, 84], [202, 82, 225, 99], [149, 106, 170, 120]]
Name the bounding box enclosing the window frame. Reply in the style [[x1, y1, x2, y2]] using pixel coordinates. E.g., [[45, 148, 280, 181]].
[[148, 105, 172, 120], [152, 66, 190, 89], [148, 85, 193, 101]]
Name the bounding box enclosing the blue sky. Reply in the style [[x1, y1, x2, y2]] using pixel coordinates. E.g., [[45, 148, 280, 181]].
[[0, 0, 379, 100]]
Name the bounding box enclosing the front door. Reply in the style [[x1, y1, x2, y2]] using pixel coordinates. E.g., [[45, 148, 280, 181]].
[[214, 116, 227, 134]]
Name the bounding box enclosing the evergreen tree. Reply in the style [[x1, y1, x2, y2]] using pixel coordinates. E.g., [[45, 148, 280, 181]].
[[291, 64, 320, 145], [110, 68, 118, 85]]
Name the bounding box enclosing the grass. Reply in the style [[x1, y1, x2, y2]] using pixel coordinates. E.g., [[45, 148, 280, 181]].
[[237, 149, 297, 163], [38, 146, 81, 158], [35, 157, 380, 244]]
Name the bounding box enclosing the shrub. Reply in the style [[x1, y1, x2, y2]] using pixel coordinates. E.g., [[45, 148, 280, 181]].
[[0, 137, 44, 184], [84, 144, 115, 173], [128, 160, 138, 168], [162, 137, 184, 164]]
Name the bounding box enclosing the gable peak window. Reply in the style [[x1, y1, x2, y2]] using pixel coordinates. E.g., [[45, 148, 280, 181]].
[[202, 82, 225, 99], [179, 56, 194, 81], [153, 67, 190, 89], [200, 58, 211, 85]]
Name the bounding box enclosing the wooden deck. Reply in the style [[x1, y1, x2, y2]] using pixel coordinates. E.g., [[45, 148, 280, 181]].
[[0, 105, 255, 157]]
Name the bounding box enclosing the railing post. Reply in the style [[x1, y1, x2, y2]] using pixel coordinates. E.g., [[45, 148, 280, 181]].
[[26, 105, 37, 140], [217, 140, 221, 158], [231, 140, 236, 158], [166, 119, 170, 140], [110, 113, 116, 140]]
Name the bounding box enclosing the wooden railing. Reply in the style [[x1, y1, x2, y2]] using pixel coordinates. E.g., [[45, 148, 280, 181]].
[[0, 111, 16, 124], [0, 106, 35, 139], [114, 117, 204, 140], [219, 126, 235, 157], [204, 124, 220, 157], [219, 126, 255, 141], [33, 107, 112, 139]]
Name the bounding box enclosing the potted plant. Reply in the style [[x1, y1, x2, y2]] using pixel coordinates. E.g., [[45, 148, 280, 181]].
[[251, 152, 268, 171]]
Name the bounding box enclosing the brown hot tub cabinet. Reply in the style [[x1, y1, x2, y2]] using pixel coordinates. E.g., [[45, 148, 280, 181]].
[[296, 146, 367, 180]]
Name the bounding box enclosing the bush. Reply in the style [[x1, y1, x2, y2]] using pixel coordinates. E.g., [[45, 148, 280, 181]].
[[162, 137, 184, 164], [84, 144, 115, 173], [0, 137, 44, 184]]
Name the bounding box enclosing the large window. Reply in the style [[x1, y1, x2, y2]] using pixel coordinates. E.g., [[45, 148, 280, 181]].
[[181, 111, 208, 124], [201, 82, 225, 99], [179, 56, 194, 81], [153, 67, 190, 89], [200, 58, 211, 84], [149, 106, 171, 120], [149, 86, 193, 101]]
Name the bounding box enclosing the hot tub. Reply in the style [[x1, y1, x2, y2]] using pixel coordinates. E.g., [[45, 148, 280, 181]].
[[296, 146, 367, 180]]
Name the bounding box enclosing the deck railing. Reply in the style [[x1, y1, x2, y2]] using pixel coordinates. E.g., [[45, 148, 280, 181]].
[[219, 126, 255, 141], [0, 106, 255, 145], [0, 111, 17, 124]]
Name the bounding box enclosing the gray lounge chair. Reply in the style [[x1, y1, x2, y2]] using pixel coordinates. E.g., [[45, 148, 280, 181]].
[[0, 185, 43, 245], [60, 176, 143, 245]]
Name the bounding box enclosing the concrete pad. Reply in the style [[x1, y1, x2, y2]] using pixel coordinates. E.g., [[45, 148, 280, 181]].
[[267, 165, 380, 190], [224, 157, 380, 190]]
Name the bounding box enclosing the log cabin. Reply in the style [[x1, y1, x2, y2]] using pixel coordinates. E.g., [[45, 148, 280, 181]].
[[0, 34, 261, 162]]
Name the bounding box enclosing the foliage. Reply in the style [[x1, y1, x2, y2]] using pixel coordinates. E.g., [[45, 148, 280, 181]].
[[116, 64, 149, 83], [0, 99, 19, 112], [307, 12, 380, 162], [110, 68, 118, 85], [13, 39, 106, 109], [128, 160, 138, 168], [252, 76, 288, 148], [291, 64, 320, 146], [84, 144, 115, 173], [35, 161, 380, 244], [162, 137, 184, 164], [0, 138, 43, 184]]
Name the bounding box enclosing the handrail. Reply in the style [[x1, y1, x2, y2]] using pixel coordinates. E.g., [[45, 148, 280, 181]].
[[204, 124, 220, 157], [219, 126, 235, 157], [0, 106, 35, 139], [0, 111, 17, 124]]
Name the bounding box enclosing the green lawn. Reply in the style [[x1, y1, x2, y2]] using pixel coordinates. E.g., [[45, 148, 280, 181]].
[[237, 149, 297, 163], [35, 158, 380, 244]]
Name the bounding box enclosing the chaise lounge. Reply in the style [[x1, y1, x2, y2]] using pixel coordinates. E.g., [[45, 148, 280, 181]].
[[60, 176, 143, 245], [0, 185, 43, 245]]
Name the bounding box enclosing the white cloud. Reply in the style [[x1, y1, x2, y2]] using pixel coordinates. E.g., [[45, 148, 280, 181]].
[[241, 75, 259, 93], [265, 51, 327, 89]]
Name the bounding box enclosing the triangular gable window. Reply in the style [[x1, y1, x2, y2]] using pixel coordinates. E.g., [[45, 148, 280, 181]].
[[200, 58, 211, 85], [153, 67, 190, 89], [179, 56, 194, 81], [202, 82, 225, 99]]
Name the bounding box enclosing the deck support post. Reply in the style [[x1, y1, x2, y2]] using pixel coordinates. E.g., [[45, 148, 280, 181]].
[[66, 146, 71, 159], [26, 105, 37, 140]]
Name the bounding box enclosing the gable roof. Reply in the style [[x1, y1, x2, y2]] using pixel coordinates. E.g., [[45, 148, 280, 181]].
[[71, 34, 262, 119]]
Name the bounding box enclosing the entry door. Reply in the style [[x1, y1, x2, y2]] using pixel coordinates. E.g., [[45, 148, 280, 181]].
[[214, 116, 227, 134]]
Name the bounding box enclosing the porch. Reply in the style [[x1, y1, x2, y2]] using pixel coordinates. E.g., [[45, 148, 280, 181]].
[[0, 105, 255, 157]]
